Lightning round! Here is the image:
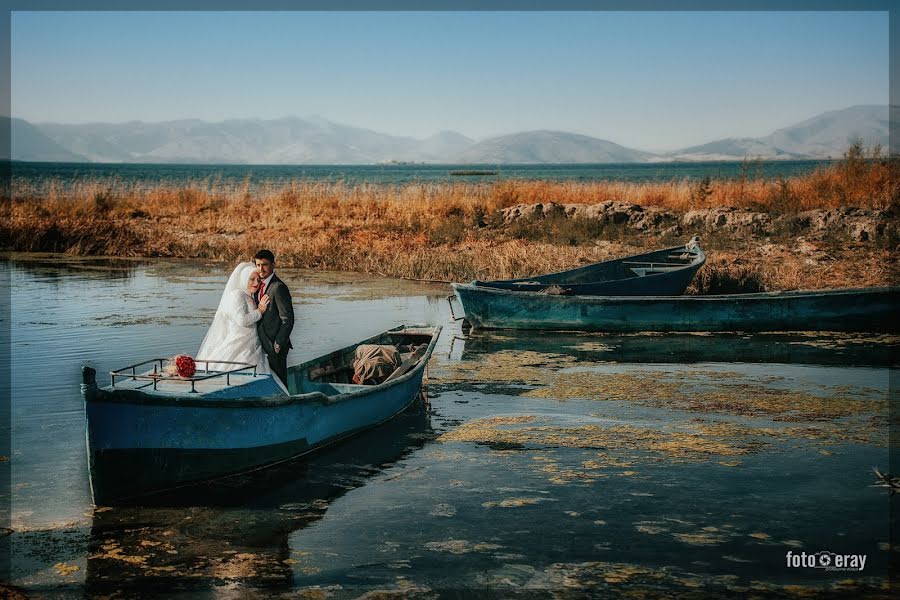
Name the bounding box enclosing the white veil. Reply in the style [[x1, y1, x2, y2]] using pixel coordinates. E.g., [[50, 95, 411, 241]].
[[196, 261, 257, 363]]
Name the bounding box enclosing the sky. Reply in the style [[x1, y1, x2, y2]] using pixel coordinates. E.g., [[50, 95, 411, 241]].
[[10, 10, 890, 151]]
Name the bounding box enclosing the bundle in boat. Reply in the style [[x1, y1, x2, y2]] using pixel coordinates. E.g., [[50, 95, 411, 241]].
[[307, 342, 429, 385]]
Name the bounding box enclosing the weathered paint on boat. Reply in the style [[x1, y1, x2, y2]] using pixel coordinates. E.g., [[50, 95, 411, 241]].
[[452, 283, 899, 333], [80, 325, 441, 504], [472, 237, 705, 296]]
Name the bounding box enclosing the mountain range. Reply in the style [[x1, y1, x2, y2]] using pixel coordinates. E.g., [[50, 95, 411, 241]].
[[4, 105, 892, 165]]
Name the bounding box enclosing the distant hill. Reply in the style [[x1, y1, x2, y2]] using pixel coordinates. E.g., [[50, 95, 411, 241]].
[[5, 117, 87, 162], [668, 138, 809, 162], [670, 105, 891, 161], [454, 130, 656, 164], [9, 104, 892, 164], [764, 105, 892, 158], [36, 117, 434, 164], [419, 130, 475, 160]]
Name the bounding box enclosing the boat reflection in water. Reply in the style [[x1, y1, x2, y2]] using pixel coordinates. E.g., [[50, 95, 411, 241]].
[[84, 400, 433, 597], [453, 329, 898, 367]]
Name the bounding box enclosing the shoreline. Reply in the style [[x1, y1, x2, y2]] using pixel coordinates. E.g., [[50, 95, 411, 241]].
[[4, 153, 897, 293], [4, 208, 894, 294]]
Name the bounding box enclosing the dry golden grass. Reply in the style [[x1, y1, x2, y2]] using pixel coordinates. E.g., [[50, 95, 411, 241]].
[[4, 148, 897, 290]]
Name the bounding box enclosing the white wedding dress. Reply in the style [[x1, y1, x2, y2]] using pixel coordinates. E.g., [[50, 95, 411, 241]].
[[197, 262, 269, 376]]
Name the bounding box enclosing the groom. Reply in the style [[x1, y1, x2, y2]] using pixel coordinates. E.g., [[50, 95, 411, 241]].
[[254, 249, 294, 384]]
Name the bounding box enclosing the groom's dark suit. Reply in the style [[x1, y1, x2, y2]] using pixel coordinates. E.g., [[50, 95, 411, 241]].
[[255, 273, 294, 385]]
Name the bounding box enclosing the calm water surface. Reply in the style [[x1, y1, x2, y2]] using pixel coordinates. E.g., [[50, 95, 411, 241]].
[[4, 255, 896, 598], [12, 159, 835, 193]]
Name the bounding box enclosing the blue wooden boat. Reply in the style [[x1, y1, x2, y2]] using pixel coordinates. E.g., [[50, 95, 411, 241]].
[[472, 236, 706, 296], [79, 325, 441, 504], [452, 283, 899, 333]]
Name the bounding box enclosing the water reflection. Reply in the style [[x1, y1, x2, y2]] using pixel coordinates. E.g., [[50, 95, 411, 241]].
[[8, 253, 146, 282], [85, 402, 433, 596], [454, 330, 899, 367]]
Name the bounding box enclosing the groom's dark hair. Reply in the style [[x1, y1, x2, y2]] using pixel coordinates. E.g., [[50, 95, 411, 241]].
[[254, 249, 276, 263]]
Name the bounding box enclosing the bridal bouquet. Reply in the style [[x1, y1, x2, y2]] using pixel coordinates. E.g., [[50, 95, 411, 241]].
[[163, 354, 197, 378]]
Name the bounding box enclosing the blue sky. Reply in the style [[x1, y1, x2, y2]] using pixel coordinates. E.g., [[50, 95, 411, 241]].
[[11, 10, 889, 150]]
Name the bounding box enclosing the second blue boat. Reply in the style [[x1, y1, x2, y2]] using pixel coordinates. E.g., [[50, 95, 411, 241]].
[[472, 236, 706, 296]]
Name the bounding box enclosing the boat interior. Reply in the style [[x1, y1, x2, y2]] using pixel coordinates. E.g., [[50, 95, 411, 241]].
[[111, 359, 275, 396], [287, 329, 435, 396], [484, 246, 702, 287], [105, 329, 436, 399]]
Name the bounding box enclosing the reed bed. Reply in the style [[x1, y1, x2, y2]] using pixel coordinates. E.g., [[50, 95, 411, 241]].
[[4, 146, 897, 292]]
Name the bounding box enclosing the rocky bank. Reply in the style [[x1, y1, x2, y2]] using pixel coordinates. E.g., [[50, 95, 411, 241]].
[[500, 201, 896, 244]]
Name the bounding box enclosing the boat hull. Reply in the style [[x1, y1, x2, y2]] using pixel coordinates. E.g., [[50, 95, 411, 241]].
[[82, 326, 440, 504], [472, 240, 705, 296], [453, 284, 899, 333]]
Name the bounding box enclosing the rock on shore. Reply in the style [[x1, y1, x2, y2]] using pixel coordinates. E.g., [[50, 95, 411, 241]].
[[499, 201, 895, 243]]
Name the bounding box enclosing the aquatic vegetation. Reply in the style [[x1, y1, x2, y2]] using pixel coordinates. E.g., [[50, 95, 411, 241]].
[[672, 531, 727, 546], [601, 564, 653, 584], [88, 541, 149, 565], [433, 350, 577, 385], [566, 341, 615, 352], [635, 522, 668, 535], [339, 578, 433, 598], [439, 362, 886, 491], [526, 369, 885, 419], [293, 586, 338, 599], [439, 416, 757, 462], [646, 431, 755, 457], [686, 384, 883, 421], [785, 333, 900, 349], [495, 362, 890, 447], [53, 562, 80, 576], [525, 371, 671, 402], [423, 539, 501, 554], [482, 497, 554, 508]]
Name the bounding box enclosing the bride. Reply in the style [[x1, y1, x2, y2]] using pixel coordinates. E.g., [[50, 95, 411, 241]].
[[197, 261, 272, 377]]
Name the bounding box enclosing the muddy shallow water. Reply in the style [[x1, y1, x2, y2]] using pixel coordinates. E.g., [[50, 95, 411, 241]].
[[3, 254, 896, 598]]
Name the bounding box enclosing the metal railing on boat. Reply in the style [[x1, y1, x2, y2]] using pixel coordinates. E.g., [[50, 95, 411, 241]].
[[110, 359, 258, 393]]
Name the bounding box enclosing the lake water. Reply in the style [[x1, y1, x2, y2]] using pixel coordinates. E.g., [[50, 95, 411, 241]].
[[11, 159, 834, 193], [3, 254, 896, 598]]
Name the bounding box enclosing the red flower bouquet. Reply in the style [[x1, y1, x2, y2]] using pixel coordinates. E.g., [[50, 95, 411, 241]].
[[173, 354, 196, 378]]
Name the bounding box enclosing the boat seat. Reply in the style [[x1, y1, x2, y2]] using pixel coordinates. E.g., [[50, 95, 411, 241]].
[[384, 347, 427, 382], [629, 265, 685, 277], [384, 356, 420, 382], [622, 261, 671, 267], [631, 265, 682, 277], [329, 382, 369, 393]]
